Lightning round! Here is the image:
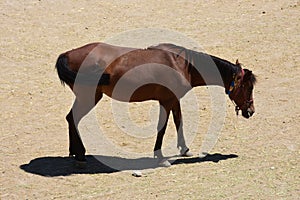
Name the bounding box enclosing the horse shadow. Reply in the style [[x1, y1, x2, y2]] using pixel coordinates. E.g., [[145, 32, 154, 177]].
[[20, 153, 238, 177]]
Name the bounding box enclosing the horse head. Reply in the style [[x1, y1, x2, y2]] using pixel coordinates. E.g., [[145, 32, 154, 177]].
[[229, 60, 257, 118]]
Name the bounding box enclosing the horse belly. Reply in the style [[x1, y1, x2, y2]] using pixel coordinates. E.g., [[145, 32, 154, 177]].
[[101, 81, 190, 103]]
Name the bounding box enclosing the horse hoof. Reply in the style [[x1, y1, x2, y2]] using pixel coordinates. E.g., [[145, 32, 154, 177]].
[[180, 148, 193, 157], [183, 151, 193, 157], [199, 152, 208, 158], [158, 159, 171, 167], [75, 160, 87, 169]]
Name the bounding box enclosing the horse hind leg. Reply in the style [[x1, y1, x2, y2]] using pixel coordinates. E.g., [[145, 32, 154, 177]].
[[67, 92, 103, 165], [66, 108, 86, 163]]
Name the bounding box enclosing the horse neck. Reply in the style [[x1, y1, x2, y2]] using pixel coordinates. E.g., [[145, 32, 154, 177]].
[[189, 54, 235, 91]]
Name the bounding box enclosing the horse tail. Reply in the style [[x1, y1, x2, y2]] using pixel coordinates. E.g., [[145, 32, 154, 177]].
[[55, 54, 76, 86], [55, 53, 110, 86]]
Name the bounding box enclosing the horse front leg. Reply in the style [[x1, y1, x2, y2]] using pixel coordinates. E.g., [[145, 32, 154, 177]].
[[153, 102, 171, 167], [172, 100, 193, 157]]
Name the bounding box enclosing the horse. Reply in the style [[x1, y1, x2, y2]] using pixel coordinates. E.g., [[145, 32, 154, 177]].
[[55, 42, 256, 167]]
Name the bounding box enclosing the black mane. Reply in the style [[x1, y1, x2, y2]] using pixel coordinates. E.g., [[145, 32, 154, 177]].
[[151, 44, 240, 86], [150, 43, 256, 87]]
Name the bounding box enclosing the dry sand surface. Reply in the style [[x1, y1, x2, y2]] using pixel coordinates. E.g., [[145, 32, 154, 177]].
[[1, 0, 299, 199]]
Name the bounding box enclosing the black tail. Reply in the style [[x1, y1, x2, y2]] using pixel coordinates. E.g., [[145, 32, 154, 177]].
[[55, 54, 76, 85], [55, 54, 110, 86]]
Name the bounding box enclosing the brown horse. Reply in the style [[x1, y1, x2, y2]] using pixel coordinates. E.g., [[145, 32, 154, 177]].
[[55, 42, 256, 166]]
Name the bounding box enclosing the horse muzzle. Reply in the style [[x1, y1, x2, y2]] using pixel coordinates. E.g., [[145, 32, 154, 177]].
[[242, 108, 255, 119]]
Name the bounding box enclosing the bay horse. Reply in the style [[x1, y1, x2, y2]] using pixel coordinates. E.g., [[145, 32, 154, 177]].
[[55, 42, 256, 167]]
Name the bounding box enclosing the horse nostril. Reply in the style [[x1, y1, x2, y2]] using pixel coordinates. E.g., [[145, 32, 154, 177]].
[[248, 111, 252, 117], [247, 109, 254, 117]]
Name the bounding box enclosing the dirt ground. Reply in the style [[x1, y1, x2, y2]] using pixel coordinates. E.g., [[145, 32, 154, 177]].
[[1, 0, 299, 199]]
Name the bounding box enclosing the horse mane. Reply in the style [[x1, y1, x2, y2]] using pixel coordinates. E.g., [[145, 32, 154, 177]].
[[150, 43, 240, 82], [150, 43, 236, 68], [149, 43, 257, 86]]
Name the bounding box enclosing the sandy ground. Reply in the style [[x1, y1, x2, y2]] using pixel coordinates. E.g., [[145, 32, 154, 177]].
[[1, 0, 299, 199]]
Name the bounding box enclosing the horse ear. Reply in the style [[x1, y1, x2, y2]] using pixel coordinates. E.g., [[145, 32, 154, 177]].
[[245, 69, 252, 75], [243, 69, 253, 81], [236, 59, 240, 65]]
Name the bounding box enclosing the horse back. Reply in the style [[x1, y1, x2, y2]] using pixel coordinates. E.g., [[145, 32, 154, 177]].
[[63, 42, 136, 73]]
